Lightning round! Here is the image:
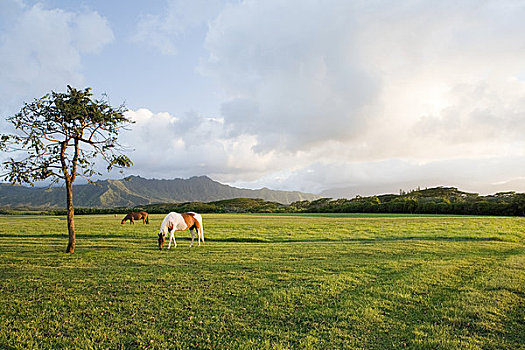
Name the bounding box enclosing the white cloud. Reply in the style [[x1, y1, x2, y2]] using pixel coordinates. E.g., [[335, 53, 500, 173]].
[[72, 10, 114, 54], [192, 0, 525, 193], [200, 0, 525, 160], [119, 108, 321, 185], [350, 0, 525, 162], [203, 0, 378, 152], [132, 0, 227, 55], [0, 0, 114, 113]]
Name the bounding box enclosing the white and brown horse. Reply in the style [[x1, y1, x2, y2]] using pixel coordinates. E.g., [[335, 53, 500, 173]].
[[121, 211, 149, 224], [158, 212, 204, 249]]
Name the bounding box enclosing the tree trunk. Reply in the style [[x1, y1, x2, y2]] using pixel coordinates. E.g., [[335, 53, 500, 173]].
[[65, 179, 75, 254]]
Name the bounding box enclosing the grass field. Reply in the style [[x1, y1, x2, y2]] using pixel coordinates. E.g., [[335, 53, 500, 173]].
[[0, 213, 524, 349]]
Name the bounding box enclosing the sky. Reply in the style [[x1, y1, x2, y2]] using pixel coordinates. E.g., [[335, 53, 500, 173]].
[[1, 0, 525, 197]]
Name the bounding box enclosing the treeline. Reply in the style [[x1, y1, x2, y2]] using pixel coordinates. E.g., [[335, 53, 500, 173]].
[[4, 187, 525, 216], [25, 198, 287, 216], [289, 190, 525, 216], [142, 187, 525, 216]]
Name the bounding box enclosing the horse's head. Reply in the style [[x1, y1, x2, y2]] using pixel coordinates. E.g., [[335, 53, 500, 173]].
[[121, 219, 126, 224], [158, 217, 174, 250], [158, 232, 165, 250]]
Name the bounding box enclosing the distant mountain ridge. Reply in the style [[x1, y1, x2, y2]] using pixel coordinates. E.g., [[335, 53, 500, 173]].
[[0, 175, 319, 209]]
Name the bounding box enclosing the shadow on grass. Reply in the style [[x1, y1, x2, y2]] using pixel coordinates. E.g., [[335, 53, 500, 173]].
[[205, 236, 505, 243], [0, 233, 67, 238], [0, 234, 506, 243], [206, 237, 269, 243], [0, 233, 148, 239]]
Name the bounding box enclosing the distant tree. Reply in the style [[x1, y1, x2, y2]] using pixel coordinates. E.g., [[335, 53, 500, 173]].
[[0, 86, 133, 253], [511, 194, 525, 216]]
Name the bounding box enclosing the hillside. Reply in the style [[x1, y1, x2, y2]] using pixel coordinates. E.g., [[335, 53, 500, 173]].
[[0, 176, 319, 209]]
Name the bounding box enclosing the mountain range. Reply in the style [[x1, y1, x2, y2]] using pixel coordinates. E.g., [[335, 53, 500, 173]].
[[0, 175, 319, 209]]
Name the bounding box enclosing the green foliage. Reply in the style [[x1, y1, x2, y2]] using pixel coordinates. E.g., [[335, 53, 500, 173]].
[[0, 86, 133, 185], [288, 187, 525, 216], [141, 198, 286, 214], [0, 214, 524, 348]]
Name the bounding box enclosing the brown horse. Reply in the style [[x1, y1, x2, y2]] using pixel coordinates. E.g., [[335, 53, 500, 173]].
[[121, 211, 149, 224]]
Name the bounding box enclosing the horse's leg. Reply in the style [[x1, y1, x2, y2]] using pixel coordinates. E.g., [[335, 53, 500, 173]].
[[168, 232, 176, 249], [189, 229, 195, 247]]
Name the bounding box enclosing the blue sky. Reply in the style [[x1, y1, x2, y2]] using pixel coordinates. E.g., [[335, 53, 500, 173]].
[[1, 0, 525, 197]]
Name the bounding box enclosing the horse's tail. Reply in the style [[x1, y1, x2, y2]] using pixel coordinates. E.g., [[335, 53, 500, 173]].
[[195, 214, 204, 243], [145, 214, 149, 224]]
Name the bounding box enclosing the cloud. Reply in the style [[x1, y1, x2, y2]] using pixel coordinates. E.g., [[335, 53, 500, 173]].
[[115, 0, 525, 195], [182, 0, 525, 194], [202, 0, 378, 152], [200, 0, 525, 159], [0, 0, 114, 114], [132, 0, 226, 55], [119, 108, 326, 186], [120, 108, 280, 180], [351, 0, 525, 161]]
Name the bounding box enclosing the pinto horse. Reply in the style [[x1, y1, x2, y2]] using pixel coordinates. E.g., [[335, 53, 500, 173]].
[[121, 211, 149, 224], [158, 212, 204, 249]]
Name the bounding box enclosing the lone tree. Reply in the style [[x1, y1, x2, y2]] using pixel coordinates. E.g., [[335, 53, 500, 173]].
[[0, 86, 133, 253]]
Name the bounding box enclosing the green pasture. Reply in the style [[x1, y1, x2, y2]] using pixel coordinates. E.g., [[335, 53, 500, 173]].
[[0, 214, 524, 349]]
